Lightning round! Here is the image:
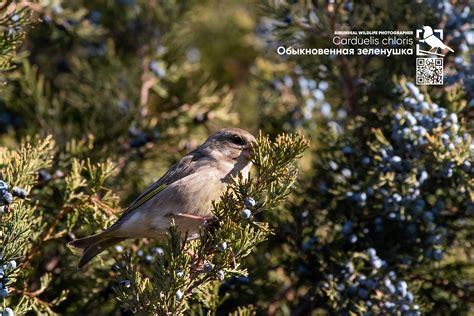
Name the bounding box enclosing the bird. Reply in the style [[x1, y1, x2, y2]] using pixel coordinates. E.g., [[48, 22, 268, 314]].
[[69, 128, 256, 268], [421, 26, 454, 53]]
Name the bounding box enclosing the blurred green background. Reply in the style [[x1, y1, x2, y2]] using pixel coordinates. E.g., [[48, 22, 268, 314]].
[[0, 0, 473, 315]]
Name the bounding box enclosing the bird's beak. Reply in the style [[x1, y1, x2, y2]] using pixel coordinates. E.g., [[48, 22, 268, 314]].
[[242, 149, 252, 159], [243, 141, 255, 159]]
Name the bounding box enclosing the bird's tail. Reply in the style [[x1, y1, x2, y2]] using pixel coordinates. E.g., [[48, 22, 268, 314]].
[[69, 230, 125, 268]]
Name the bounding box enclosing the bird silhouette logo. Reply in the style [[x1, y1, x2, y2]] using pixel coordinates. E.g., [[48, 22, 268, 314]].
[[416, 26, 454, 57]]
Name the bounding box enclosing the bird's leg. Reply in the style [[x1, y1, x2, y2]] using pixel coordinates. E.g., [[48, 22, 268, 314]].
[[177, 213, 214, 227], [175, 214, 207, 260], [187, 233, 200, 241], [177, 213, 207, 221], [186, 248, 196, 259], [184, 235, 199, 260]]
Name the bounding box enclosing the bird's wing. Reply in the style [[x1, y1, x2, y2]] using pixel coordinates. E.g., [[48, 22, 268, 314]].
[[117, 150, 204, 221], [433, 37, 444, 46]]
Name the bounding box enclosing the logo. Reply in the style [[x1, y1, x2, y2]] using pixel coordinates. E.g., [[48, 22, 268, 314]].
[[276, 26, 455, 86], [416, 26, 454, 57], [415, 26, 453, 85]]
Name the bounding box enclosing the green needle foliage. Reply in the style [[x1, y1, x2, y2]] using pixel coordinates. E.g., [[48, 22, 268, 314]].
[[114, 133, 309, 315], [0, 137, 120, 314], [0, 1, 33, 77]]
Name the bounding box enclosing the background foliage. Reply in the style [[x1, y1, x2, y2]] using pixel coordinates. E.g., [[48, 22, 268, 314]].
[[0, 0, 472, 315]]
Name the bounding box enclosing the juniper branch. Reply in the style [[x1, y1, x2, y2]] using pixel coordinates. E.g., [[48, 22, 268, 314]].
[[114, 132, 309, 315]]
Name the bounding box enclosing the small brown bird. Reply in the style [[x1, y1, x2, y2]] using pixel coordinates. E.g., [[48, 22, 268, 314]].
[[70, 128, 256, 268]]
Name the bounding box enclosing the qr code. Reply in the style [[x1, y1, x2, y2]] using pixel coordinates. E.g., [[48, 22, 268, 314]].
[[416, 58, 443, 85]]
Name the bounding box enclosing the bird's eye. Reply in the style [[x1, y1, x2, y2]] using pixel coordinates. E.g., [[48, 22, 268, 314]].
[[230, 135, 246, 146]]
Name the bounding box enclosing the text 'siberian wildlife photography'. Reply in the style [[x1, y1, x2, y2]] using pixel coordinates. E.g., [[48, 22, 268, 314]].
[[0, 1, 473, 315]]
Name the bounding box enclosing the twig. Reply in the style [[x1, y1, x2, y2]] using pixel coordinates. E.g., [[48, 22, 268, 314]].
[[21, 205, 73, 267], [12, 288, 57, 315]]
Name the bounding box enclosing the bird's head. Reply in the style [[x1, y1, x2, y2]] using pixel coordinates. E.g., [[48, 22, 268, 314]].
[[201, 128, 256, 163], [422, 25, 433, 32]]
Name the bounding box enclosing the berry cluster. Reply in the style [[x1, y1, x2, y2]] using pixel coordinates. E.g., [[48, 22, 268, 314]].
[[128, 127, 160, 148], [307, 82, 474, 313], [241, 197, 256, 219], [0, 260, 14, 300], [0, 180, 28, 315], [0, 182, 12, 212], [0, 181, 27, 213], [322, 249, 419, 315], [127, 246, 165, 265], [322, 82, 473, 263], [296, 75, 330, 120], [271, 70, 344, 128]]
